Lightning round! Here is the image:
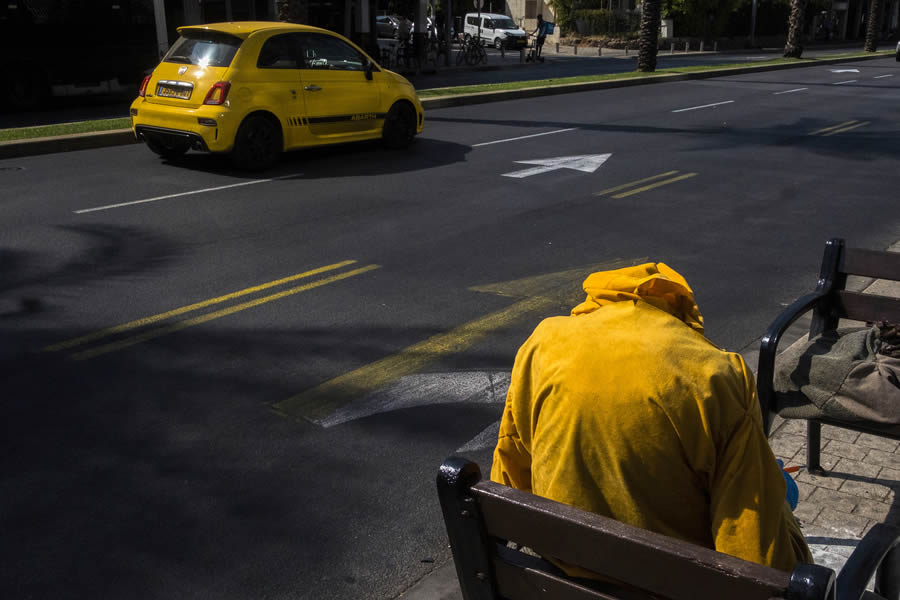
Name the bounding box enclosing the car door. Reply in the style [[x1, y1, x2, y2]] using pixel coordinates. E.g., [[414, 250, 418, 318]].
[[297, 32, 382, 140], [248, 32, 310, 148]]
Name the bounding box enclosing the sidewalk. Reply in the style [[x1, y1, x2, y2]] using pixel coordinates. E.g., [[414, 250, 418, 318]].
[[400, 241, 900, 599]]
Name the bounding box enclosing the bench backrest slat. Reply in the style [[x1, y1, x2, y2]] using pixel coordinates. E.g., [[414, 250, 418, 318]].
[[839, 247, 900, 282], [473, 481, 790, 600], [834, 290, 900, 323]]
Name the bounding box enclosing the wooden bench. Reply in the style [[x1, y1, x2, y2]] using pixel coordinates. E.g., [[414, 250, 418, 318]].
[[437, 456, 900, 600], [757, 238, 900, 476]]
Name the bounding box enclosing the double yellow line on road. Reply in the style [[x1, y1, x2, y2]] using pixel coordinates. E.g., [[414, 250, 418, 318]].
[[809, 120, 870, 137], [593, 170, 698, 199], [44, 259, 380, 361]]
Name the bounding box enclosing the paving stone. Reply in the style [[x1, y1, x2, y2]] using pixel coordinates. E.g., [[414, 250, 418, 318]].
[[854, 434, 900, 453], [830, 458, 891, 501], [777, 420, 808, 436], [802, 523, 862, 546], [839, 478, 893, 502], [807, 488, 859, 513], [796, 480, 817, 503], [797, 454, 844, 489], [808, 546, 850, 574], [821, 425, 861, 444], [769, 433, 805, 460], [812, 507, 871, 537], [823, 542, 857, 559], [793, 502, 823, 525], [822, 439, 870, 462], [864, 449, 900, 471], [878, 466, 900, 488], [851, 498, 894, 522]]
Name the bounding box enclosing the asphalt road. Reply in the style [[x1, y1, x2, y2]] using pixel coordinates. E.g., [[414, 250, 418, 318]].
[[1, 57, 899, 599]]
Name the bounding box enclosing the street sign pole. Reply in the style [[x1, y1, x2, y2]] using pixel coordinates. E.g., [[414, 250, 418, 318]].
[[475, 0, 482, 41]]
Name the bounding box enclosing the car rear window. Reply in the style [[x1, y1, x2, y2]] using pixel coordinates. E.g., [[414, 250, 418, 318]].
[[164, 31, 242, 68]]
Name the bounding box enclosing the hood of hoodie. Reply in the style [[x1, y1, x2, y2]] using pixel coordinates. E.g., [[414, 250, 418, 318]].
[[570, 262, 704, 334]]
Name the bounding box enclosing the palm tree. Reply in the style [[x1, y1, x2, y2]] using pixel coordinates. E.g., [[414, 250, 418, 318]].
[[864, 0, 881, 52], [783, 0, 807, 58], [637, 0, 662, 72]]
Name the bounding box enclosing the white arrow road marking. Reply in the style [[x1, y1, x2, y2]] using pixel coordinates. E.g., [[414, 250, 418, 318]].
[[831, 69, 860, 73], [457, 419, 502, 453], [502, 153, 612, 178], [314, 371, 510, 428]]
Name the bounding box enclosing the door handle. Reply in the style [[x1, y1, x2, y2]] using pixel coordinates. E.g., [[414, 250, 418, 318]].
[[304, 85, 322, 92]]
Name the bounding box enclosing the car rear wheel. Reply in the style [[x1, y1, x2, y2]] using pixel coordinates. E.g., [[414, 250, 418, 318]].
[[382, 103, 416, 149], [231, 114, 282, 171], [144, 136, 190, 160]]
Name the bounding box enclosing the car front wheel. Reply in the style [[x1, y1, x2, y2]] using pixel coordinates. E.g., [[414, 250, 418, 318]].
[[494, 37, 503, 49], [382, 103, 416, 149], [231, 114, 282, 171]]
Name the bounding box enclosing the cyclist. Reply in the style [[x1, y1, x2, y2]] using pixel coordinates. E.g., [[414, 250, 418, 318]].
[[532, 14, 549, 62]]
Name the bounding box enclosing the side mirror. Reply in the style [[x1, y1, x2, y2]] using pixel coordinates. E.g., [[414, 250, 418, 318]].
[[365, 60, 374, 80]]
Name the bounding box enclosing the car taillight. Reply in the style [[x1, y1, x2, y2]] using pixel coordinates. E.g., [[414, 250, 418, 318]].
[[139, 75, 150, 97], [204, 81, 231, 105]]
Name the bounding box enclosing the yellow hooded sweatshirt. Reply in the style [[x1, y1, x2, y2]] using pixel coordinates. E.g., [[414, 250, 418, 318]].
[[491, 263, 811, 573]]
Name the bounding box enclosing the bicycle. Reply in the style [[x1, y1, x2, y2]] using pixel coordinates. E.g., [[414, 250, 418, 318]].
[[525, 33, 545, 63], [455, 35, 487, 66]]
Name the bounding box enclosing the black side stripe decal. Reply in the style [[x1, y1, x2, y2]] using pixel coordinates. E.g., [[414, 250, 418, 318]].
[[306, 113, 387, 124]]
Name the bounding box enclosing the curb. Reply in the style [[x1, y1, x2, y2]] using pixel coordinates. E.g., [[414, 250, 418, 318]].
[[0, 51, 891, 160], [0, 129, 137, 160]]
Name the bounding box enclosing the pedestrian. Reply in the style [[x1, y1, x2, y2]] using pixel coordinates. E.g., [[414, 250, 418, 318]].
[[491, 262, 811, 576], [533, 13, 549, 62]]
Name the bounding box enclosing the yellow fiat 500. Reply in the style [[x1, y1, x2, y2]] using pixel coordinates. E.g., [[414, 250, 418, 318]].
[[130, 22, 424, 170]]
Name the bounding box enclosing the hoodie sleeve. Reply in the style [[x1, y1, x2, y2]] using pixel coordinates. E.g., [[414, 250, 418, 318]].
[[490, 334, 538, 493], [709, 364, 813, 571]]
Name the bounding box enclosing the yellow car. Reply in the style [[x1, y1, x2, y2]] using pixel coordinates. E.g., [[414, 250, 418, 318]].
[[130, 22, 424, 170]]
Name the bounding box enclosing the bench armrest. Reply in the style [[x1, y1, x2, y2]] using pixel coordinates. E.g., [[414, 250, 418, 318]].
[[836, 523, 900, 600], [756, 290, 828, 434]]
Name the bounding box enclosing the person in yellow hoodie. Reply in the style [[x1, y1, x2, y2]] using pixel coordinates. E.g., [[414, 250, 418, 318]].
[[491, 262, 812, 574]]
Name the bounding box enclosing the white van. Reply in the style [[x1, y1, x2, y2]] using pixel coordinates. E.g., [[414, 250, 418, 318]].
[[463, 12, 528, 50]]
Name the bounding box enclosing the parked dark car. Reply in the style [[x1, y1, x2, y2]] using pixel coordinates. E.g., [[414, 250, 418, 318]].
[[376, 15, 400, 38]]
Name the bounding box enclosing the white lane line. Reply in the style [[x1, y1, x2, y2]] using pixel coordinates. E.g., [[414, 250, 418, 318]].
[[473, 128, 577, 147], [833, 80, 857, 85], [671, 100, 735, 113], [774, 87, 808, 95], [74, 174, 303, 214], [874, 74, 894, 79]]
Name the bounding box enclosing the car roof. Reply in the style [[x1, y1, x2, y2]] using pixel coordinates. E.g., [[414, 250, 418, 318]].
[[466, 12, 514, 19], [177, 21, 325, 39]]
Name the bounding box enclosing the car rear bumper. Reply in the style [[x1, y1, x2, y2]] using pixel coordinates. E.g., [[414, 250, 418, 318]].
[[135, 125, 210, 152], [130, 98, 236, 153]]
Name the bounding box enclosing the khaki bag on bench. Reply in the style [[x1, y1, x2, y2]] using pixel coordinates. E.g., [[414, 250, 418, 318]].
[[774, 322, 900, 425]]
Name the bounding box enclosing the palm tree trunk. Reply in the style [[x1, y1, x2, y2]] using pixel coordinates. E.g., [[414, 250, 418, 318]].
[[864, 0, 881, 51], [783, 0, 807, 58], [637, 0, 662, 72]]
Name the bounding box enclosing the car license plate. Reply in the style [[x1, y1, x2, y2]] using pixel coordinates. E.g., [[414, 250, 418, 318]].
[[156, 81, 193, 100]]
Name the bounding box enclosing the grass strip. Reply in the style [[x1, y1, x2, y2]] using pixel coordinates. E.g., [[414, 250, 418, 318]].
[[0, 117, 132, 142]]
